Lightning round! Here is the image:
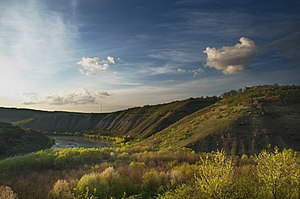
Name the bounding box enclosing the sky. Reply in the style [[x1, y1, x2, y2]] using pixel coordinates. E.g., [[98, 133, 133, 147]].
[[0, 0, 299, 113]]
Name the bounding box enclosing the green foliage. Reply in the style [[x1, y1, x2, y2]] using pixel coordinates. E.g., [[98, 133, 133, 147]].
[[169, 163, 198, 187], [51, 180, 73, 199], [76, 167, 126, 199], [222, 85, 300, 105], [54, 148, 111, 169], [195, 150, 234, 198], [158, 182, 198, 199], [1, 146, 300, 199], [232, 165, 259, 199], [142, 169, 168, 197], [256, 148, 300, 199], [0, 148, 114, 171], [76, 172, 108, 198]]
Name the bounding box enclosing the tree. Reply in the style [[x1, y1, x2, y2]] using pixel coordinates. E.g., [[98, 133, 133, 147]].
[[76, 167, 126, 199], [52, 180, 73, 199], [195, 150, 234, 199], [256, 148, 300, 199]]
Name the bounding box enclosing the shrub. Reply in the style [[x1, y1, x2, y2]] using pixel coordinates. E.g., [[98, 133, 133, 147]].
[[51, 180, 73, 199], [142, 169, 168, 197], [232, 165, 259, 199], [169, 163, 198, 187], [76, 167, 126, 199], [256, 148, 300, 199], [158, 182, 197, 199], [195, 150, 234, 198], [0, 186, 17, 199], [76, 172, 107, 198], [100, 167, 125, 198]]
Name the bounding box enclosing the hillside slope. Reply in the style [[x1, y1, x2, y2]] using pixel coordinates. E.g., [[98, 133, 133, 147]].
[[138, 85, 300, 154], [20, 97, 219, 138], [0, 122, 54, 158]]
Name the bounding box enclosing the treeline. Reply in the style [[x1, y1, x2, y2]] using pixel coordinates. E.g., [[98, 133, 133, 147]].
[[222, 84, 300, 105]]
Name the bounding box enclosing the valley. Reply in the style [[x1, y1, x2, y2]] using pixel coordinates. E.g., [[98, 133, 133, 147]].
[[0, 85, 299, 199]]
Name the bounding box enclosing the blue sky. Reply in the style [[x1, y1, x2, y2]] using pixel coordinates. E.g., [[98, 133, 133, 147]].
[[0, 0, 299, 112]]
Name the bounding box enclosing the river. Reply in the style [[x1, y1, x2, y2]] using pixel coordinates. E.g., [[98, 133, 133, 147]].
[[49, 136, 111, 148]]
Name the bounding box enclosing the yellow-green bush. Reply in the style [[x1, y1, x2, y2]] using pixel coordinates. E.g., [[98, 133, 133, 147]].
[[195, 150, 234, 198], [76, 167, 126, 199], [142, 169, 169, 197], [51, 180, 73, 199], [256, 148, 300, 199]]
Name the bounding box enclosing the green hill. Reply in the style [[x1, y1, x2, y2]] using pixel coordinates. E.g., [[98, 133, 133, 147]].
[[19, 97, 219, 138], [138, 85, 300, 154], [0, 122, 54, 158]]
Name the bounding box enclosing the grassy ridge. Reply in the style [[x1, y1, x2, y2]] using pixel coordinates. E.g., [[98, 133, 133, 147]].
[[138, 85, 300, 154]]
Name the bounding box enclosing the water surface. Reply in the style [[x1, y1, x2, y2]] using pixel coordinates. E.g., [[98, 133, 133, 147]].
[[49, 136, 111, 148]]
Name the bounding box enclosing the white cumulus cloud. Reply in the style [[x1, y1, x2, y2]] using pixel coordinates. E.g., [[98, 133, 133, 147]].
[[203, 37, 257, 75], [77, 56, 116, 75]]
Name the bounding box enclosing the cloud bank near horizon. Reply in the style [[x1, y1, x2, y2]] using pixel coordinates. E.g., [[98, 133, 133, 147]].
[[203, 37, 257, 75], [23, 89, 111, 105]]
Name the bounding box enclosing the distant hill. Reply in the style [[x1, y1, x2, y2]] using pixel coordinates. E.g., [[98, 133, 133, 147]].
[[18, 97, 219, 138], [139, 85, 300, 154], [0, 122, 54, 158], [0, 107, 75, 123]]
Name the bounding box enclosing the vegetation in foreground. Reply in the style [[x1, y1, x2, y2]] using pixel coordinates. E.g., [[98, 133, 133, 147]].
[[0, 147, 299, 199]]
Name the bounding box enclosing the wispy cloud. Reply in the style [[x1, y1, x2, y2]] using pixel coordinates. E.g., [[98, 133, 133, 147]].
[[192, 68, 205, 76], [23, 89, 111, 105], [77, 56, 116, 75], [149, 49, 201, 64], [0, 0, 78, 75], [262, 32, 300, 61], [203, 37, 257, 74], [138, 65, 177, 75], [177, 67, 205, 76]]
